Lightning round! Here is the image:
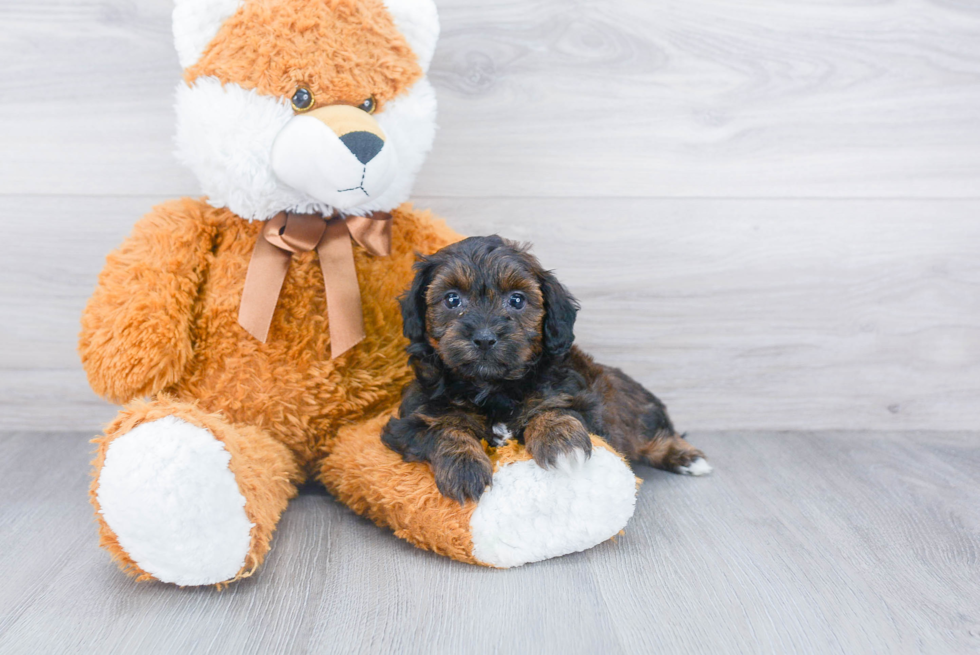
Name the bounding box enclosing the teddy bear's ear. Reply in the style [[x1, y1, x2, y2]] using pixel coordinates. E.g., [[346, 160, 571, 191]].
[[172, 0, 244, 70], [382, 0, 440, 73]]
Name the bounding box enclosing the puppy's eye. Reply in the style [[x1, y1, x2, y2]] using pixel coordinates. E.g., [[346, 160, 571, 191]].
[[358, 97, 377, 114], [444, 292, 462, 309], [508, 293, 526, 310], [291, 87, 315, 112]]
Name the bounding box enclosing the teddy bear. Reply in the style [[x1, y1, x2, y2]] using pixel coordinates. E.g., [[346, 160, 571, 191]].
[[79, 0, 641, 587]]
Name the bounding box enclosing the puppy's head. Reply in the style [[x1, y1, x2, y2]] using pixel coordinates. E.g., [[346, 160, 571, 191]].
[[401, 236, 579, 382]]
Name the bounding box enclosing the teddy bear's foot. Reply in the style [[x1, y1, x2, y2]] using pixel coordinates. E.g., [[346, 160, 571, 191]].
[[91, 397, 299, 586], [469, 439, 638, 568], [321, 412, 639, 568]]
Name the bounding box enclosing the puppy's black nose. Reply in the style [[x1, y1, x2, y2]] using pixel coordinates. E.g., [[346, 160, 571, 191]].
[[473, 329, 498, 351], [340, 131, 384, 164]]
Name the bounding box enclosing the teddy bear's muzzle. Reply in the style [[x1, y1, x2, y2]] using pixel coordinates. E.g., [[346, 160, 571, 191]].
[[270, 105, 400, 211]]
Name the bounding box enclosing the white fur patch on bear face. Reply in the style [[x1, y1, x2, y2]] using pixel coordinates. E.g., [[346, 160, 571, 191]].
[[175, 77, 437, 220], [270, 115, 400, 212]]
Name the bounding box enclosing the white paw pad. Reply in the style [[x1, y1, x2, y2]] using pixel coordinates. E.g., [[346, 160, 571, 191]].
[[96, 416, 254, 586], [677, 457, 713, 476], [469, 447, 637, 568]]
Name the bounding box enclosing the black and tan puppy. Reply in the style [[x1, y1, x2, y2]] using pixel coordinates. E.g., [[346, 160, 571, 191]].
[[382, 236, 711, 504]]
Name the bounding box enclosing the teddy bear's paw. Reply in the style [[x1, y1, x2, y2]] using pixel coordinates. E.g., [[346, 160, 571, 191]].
[[469, 443, 637, 568], [96, 416, 254, 586]]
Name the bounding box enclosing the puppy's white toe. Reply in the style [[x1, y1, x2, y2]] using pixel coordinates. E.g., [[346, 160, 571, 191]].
[[677, 457, 713, 476]]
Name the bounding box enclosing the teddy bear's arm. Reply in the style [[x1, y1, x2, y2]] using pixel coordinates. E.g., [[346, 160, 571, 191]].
[[79, 199, 216, 404]]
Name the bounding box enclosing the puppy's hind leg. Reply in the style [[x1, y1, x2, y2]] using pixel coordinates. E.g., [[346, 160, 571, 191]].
[[636, 431, 713, 476], [590, 362, 712, 476]]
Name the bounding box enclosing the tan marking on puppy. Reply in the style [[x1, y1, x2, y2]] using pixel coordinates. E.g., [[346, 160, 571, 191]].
[[186, 0, 422, 109], [422, 249, 547, 381], [417, 411, 493, 504], [523, 409, 594, 469], [636, 434, 706, 471]]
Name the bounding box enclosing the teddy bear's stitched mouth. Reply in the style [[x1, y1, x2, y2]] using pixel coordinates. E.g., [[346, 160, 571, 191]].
[[336, 166, 371, 197]]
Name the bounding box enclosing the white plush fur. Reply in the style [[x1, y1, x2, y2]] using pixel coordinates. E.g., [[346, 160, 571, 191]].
[[173, 0, 244, 69], [175, 76, 437, 220], [368, 78, 437, 212], [96, 417, 254, 586], [271, 115, 399, 212], [381, 0, 440, 72], [677, 457, 714, 476], [469, 447, 638, 568]]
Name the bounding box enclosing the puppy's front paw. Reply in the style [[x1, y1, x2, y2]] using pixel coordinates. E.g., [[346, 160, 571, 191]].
[[432, 450, 494, 505], [525, 412, 593, 470]]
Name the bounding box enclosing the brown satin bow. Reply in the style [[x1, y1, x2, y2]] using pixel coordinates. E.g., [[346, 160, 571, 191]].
[[238, 211, 392, 358]]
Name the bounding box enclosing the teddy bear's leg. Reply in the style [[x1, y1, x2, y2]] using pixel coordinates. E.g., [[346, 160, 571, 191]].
[[319, 411, 639, 568], [91, 396, 301, 586]]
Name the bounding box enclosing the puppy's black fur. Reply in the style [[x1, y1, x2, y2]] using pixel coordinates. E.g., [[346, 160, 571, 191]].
[[382, 236, 708, 504]]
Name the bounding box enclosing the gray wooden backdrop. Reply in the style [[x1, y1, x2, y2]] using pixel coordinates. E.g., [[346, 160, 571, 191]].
[[1, 0, 978, 432]]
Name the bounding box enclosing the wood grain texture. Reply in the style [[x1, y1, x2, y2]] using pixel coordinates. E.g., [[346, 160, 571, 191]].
[[1, 0, 979, 197], [0, 430, 977, 654], [3, 195, 978, 432]]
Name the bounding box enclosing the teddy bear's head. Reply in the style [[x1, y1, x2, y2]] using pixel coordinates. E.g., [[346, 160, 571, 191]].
[[173, 0, 439, 220]]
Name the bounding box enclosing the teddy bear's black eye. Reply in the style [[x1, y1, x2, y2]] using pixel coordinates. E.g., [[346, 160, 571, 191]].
[[508, 293, 526, 310], [358, 97, 377, 114], [291, 87, 314, 112], [444, 292, 461, 309]]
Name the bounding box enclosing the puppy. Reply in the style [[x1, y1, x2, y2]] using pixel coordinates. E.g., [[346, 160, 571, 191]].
[[382, 236, 710, 504]]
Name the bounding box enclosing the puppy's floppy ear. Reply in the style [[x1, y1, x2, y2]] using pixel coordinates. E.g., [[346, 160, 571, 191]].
[[538, 269, 580, 358], [400, 254, 438, 347]]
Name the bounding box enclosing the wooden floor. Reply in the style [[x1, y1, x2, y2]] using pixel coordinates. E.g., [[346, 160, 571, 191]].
[[1, 430, 978, 654], [2, 0, 980, 652]]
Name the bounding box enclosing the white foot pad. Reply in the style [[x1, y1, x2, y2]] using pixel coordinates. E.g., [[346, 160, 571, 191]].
[[96, 416, 254, 586], [469, 447, 637, 568], [677, 457, 713, 476]]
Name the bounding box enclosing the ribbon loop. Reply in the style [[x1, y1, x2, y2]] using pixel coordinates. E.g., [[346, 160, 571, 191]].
[[346, 211, 393, 257], [264, 212, 328, 254], [238, 210, 393, 358]]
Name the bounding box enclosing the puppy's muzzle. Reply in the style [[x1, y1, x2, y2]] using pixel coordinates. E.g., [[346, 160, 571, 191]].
[[271, 105, 399, 211], [472, 328, 498, 352]]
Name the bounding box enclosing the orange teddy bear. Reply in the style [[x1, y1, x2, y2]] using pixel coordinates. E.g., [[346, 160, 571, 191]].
[[80, 0, 640, 586]]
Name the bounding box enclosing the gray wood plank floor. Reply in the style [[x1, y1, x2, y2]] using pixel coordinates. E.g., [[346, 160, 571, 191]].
[[1, 430, 977, 654]]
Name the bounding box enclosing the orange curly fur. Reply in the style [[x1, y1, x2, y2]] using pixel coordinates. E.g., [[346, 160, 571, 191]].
[[82, 200, 458, 466], [186, 0, 422, 110], [81, 200, 483, 581], [320, 410, 482, 565]]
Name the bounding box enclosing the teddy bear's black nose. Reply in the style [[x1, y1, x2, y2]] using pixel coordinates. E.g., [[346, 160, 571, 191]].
[[340, 131, 384, 164]]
